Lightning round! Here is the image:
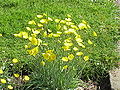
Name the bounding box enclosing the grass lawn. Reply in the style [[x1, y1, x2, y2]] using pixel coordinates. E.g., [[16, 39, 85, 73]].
[[0, 0, 119, 89]]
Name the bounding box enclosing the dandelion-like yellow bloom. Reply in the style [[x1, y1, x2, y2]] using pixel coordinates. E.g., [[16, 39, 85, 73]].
[[40, 61, 45, 66], [53, 34, 60, 37], [14, 32, 28, 39], [8, 85, 13, 90], [28, 20, 36, 25], [40, 19, 47, 24], [55, 19, 60, 23], [37, 15, 43, 18], [42, 50, 56, 61], [73, 47, 79, 51], [68, 54, 74, 60], [24, 76, 30, 81], [14, 73, 20, 78], [62, 57, 69, 62], [77, 42, 85, 48], [37, 23, 43, 27], [65, 18, 72, 22], [0, 69, 3, 74], [93, 31, 97, 36], [26, 27, 31, 31], [78, 23, 87, 29], [88, 40, 93, 44], [76, 52, 83, 56], [0, 79, 6, 84], [64, 42, 73, 47], [0, 34, 2, 36], [84, 56, 89, 61], [12, 58, 19, 63], [62, 46, 70, 51], [27, 47, 39, 56], [29, 36, 38, 45], [60, 20, 66, 24], [48, 17, 53, 21]]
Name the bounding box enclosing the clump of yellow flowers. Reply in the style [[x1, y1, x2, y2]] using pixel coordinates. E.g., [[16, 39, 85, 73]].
[[12, 13, 98, 89]]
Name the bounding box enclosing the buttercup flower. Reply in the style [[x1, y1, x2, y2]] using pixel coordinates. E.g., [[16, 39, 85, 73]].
[[78, 23, 87, 29], [14, 73, 20, 78], [0, 69, 3, 74], [84, 56, 89, 61], [12, 58, 19, 63], [27, 47, 39, 56], [88, 39, 93, 44], [23, 76, 30, 81], [28, 20, 36, 25], [0, 34, 2, 36], [26, 27, 31, 31], [55, 19, 60, 23], [68, 54, 74, 60], [93, 31, 97, 36], [40, 19, 47, 24], [73, 47, 79, 51], [76, 52, 83, 56], [0, 79, 6, 84], [8, 85, 13, 90], [37, 15, 43, 18], [62, 57, 69, 62]]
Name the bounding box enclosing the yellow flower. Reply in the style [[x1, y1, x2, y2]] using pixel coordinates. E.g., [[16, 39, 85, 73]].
[[13, 73, 20, 78], [84, 56, 89, 61], [78, 23, 87, 29], [62, 57, 69, 62], [64, 42, 73, 47], [32, 29, 40, 34], [8, 85, 13, 90], [75, 37, 83, 43], [53, 34, 60, 37], [29, 37, 38, 45], [71, 25, 79, 30], [60, 20, 66, 24], [76, 52, 83, 56], [55, 19, 60, 23], [0, 34, 2, 36], [48, 17, 53, 21], [93, 31, 97, 36], [77, 42, 85, 48], [68, 54, 74, 60], [0, 69, 3, 74], [26, 27, 31, 31], [62, 46, 70, 51], [40, 19, 47, 24], [42, 50, 56, 61], [28, 20, 36, 25], [24, 76, 30, 81], [14, 32, 28, 39], [40, 61, 45, 66], [63, 65, 68, 70], [73, 47, 79, 51], [66, 22, 74, 26], [37, 15, 43, 18], [43, 13, 47, 16], [82, 20, 87, 24], [88, 40, 93, 44], [27, 47, 39, 56], [12, 58, 19, 63], [0, 79, 6, 84], [65, 18, 72, 22], [37, 23, 43, 27]]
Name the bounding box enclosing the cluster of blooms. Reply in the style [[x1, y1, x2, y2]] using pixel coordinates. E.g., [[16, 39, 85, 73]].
[[13, 13, 97, 69], [0, 58, 30, 89]]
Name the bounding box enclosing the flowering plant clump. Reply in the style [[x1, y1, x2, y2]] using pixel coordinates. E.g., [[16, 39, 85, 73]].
[[0, 13, 98, 89]]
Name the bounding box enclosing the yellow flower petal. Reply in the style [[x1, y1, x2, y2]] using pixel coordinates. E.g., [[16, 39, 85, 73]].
[[93, 31, 97, 36], [62, 57, 69, 62], [37, 15, 43, 18], [73, 47, 79, 51], [84, 56, 89, 61], [24, 76, 30, 81], [14, 73, 20, 78], [76, 52, 83, 56], [0, 79, 6, 84], [0, 34, 2, 36], [55, 19, 60, 23], [28, 20, 36, 25], [88, 40, 93, 44], [12, 58, 19, 63], [8, 85, 13, 90], [27, 47, 39, 56], [68, 54, 74, 60], [26, 27, 31, 31], [0, 69, 3, 74], [63, 65, 68, 70]]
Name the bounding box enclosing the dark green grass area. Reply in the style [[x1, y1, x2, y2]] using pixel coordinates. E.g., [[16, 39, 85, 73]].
[[0, 0, 119, 80]]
